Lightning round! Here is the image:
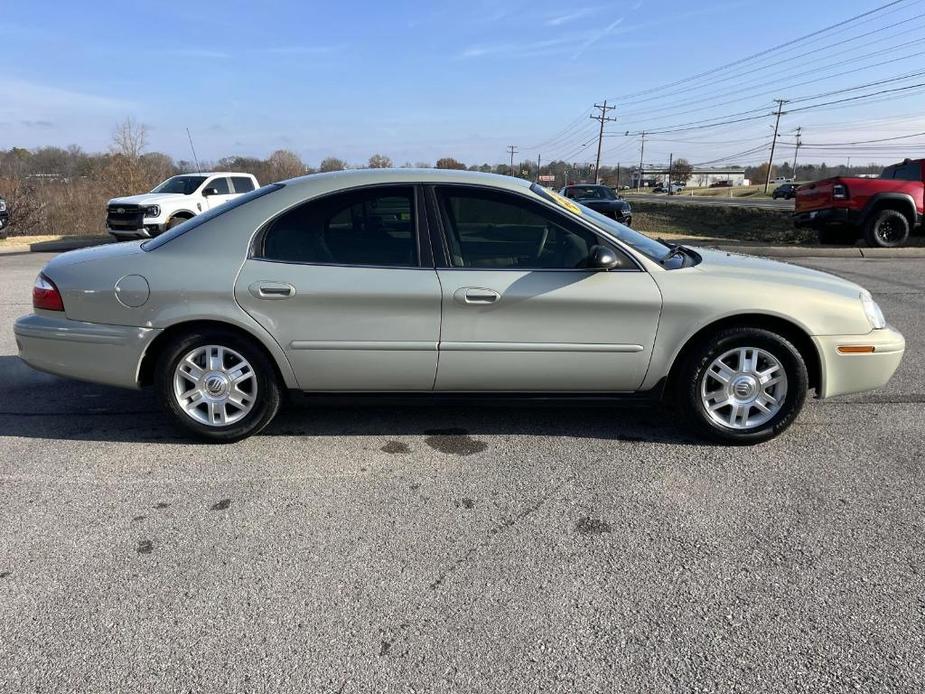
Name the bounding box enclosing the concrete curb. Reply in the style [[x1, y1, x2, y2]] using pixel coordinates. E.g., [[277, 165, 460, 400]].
[[713, 245, 925, 259], [0, 236, 111, 255]]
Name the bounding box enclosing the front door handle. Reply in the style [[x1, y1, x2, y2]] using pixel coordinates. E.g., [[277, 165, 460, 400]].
[[455, 287, 501, 305], [249, 281, 295, 300]]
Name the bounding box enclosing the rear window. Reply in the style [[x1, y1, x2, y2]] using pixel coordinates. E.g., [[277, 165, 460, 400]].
[[142, 183, 284, 251], [232, 176, 256, 193]]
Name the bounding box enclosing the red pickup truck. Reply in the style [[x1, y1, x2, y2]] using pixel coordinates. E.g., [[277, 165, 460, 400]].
[[794, 158, 923, 247]]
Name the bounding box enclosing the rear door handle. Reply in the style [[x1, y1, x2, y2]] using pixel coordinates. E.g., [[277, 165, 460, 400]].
[[249, 281, 295, 300], [455, 287, 501, 305]]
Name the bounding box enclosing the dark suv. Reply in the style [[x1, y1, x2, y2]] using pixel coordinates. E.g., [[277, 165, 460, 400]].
[[560, 184, 632, 225], [0, 196, 9, 236], [772, 183, 798, 200]]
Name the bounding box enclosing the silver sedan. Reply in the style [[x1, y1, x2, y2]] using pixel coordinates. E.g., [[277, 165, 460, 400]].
[[14, 169, 905, 443]]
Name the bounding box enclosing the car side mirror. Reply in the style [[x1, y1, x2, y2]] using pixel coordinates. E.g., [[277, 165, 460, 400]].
[[588, 244, 620, 270], [202, 187, 218, 197]]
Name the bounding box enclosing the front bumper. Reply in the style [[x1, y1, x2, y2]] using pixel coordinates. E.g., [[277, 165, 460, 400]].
[[107, 224, 163, 240], [14, 313, 161, 389], [812, 326, 905, 398], [0, 211, 9, 230]]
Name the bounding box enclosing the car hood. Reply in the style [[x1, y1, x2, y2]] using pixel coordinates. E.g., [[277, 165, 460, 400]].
[[108, 193, 188, 206], [579, 199, 630, 209], [43, 239, 146, 271], [690, 247, 864, 299]]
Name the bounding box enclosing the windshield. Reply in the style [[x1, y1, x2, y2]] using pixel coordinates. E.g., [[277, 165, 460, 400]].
[[142, 183, 284, 251], [564, 185, 616, 201], [531, 183, 674, 264], [151, 175, 208, 195]]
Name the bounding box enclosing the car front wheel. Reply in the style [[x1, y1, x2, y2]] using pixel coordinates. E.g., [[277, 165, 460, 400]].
[[155, 330, 282, 442], [677, 327, 808, 444]]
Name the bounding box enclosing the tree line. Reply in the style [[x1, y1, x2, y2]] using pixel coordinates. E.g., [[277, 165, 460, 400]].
[[0, 118, 896, 237]]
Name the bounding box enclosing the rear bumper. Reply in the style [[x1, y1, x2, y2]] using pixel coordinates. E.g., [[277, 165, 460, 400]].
[[812, 326, 905, 398], [13, 313, 160, 389], [793, 207, 858, 229]]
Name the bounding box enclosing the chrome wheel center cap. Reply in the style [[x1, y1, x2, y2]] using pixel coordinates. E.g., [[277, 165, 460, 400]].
[[732, 375, 758, 400], [204, 373, 229, 396]]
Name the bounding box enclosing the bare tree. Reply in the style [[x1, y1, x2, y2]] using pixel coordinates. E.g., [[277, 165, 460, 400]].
[[671, 158, 694, 184], [99, 117, 152, 196], [319, 157, 347, 172], [435, 157, 466, 170], [367, 154, 392, 168], [266, 149, 305, 181]]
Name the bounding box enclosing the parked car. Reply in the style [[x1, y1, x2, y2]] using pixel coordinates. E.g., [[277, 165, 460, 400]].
[[669, 183, 685, 194], [652, 184, 666, 193], [794, 158, 925, 247], [560, 184, 632, 225], [15, 169, 904, 444], [0, 196, 8, 234], [709, 181, 733, 188], [106, 172, 260, 241], [772, 183, 799, 200]]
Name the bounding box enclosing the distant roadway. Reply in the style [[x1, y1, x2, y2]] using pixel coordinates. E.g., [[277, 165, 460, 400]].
[[627, 192, 794, 211]]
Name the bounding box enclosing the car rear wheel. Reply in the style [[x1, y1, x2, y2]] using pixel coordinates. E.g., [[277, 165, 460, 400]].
[[155, 330, 281, 442], [864, 209, 909, 248], [676, 327, 808, 444]]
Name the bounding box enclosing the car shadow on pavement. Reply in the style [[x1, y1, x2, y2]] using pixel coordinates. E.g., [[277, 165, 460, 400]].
[[0, 356, 701, 446]]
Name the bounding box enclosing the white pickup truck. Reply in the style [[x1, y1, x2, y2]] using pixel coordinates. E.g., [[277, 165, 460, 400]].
[[106, 172, 260, 240]]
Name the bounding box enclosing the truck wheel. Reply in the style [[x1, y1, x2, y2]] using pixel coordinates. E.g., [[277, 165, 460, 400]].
[[864, 209, 909, 248], [166, 215, 189, 230], [817, 228, 843, 245]]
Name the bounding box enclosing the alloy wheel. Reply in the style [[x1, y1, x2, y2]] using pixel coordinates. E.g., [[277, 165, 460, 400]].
[[172, 345, 257, 427], [699, 346, 788, 430]]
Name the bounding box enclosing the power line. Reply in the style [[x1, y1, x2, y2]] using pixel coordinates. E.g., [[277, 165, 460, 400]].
[[611, 0, 917, 102]]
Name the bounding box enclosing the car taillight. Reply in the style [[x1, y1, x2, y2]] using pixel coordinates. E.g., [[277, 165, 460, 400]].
[[833, 183, 848, 200], [33, 273, 64, 311]]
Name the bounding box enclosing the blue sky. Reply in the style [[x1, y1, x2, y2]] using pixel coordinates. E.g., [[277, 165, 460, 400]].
[[3, 0, 925, 168]]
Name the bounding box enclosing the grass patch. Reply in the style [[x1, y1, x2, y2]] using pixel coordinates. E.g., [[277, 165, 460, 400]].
[[630, 201, 813, 244]]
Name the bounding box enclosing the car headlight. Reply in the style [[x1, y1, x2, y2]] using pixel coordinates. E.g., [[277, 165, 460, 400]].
[[861, 291, 885, 329], [144, 205, 160, 218], [0, 199, 6, 212]]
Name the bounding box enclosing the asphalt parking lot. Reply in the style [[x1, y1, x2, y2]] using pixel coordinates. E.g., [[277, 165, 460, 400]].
[[1, 251, 923, 692]]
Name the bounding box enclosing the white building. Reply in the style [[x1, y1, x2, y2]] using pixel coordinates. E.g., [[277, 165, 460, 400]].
[[632, 167, 748, 188]]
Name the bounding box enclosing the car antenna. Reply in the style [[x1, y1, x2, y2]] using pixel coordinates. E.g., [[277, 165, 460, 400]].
[[186, 127, 202, 173]]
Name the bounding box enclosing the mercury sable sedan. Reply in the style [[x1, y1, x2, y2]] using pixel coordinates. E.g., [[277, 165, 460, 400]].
[[14, 170, 905, 443]]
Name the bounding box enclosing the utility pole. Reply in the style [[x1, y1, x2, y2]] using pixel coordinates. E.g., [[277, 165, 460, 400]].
[[535, 154, 541, 182], [637, 131, 647, 190], [667, 153, 673, 195], [507, 145, 518, 177], [792, 127, 802, 181], [764, 99, 788, 193], [590, 100, 618, 184], [616, 162, 621, 189]]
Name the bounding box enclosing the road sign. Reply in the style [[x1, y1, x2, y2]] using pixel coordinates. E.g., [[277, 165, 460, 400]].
[[538, 175, 555, 182]]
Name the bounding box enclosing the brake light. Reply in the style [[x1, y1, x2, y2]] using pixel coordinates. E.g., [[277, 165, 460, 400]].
[[833, 183, 848, 200], [33, 273, 64, 311]]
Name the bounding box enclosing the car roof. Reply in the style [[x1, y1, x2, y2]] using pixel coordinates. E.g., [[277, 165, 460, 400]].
[[173, 172, 255, 177], [279, 168, 535, 195]]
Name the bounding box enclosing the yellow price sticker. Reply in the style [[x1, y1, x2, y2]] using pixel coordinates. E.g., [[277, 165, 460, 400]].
[[546, 190, 582, 215]]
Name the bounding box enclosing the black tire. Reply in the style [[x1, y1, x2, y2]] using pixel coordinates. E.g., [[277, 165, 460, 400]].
[[864, 209, 910, 248], [816, 227, 845, 245], [675, 327, 808, 445], [154, 329, 282, 442]]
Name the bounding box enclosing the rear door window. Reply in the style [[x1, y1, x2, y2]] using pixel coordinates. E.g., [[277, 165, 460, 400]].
[[259, 186, 419, 267], [231, 176, 256, 193]]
